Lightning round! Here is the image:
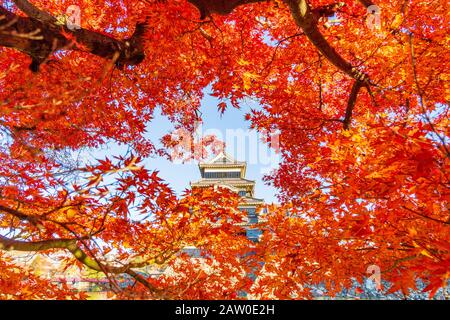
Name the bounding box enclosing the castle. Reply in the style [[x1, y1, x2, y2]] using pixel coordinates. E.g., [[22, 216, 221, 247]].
[[190, 152, 264, 242]]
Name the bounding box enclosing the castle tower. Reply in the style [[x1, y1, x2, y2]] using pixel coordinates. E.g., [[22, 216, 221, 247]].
[[190, 152, 264, 241]]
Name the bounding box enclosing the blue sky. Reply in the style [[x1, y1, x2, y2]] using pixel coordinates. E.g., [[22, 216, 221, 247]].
[[89, 91, 280, 204]]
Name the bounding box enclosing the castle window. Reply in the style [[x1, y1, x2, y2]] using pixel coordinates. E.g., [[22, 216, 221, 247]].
[[248, 215, 258, 224], [240, 207, 258, 224], [246, 228, 261, 242], [204, 171, 240, 179]]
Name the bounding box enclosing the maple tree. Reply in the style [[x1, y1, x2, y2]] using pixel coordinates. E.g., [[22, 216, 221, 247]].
[[0, 0, 448, 299]]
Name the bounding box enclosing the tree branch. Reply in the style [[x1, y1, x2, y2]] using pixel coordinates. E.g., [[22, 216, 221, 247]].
[[12, 0, 56, 24], [0, 233, 167, 297], [402, 205, 450, 225], [358, 0, 376, 8], [0, 234, 77, 251], [311, 2, 346, 19], [0, 5, 146, 72], [343, 80, 364, 130], [187, 0, 267, 19], [0, 233, 121, 273], [285, 0, 369, 82], [0, 204, 41, 226], [408, 33, 450, 158]]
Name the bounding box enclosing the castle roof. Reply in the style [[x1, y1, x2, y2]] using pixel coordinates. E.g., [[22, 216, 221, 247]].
[[199, 152, 246, 171], [190, 178, 256, 187], [191, 151, 263, 205]]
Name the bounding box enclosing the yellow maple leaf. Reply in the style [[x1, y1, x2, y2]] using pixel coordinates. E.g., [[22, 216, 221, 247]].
[[237, 58, 250, 66], [242, 72, 260, 90], [391, 14, 403, 30], [420, 249, 434, 259]]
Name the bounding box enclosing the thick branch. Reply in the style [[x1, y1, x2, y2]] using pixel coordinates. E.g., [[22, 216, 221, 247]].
[[285, 0, 368, 82], [0, 233, 166, 297], [311, 2, 346, 19], [187, 0, 267, 19], [12, 0, 56, 24], [0, 234, 120, 274], [0, 5, 146, 71], [0, 204, 42, 226], [0, 206, 140, 272], [343, 80, 363, 130], [0, 234, 76, 251], [358, 0, 376, 8]]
